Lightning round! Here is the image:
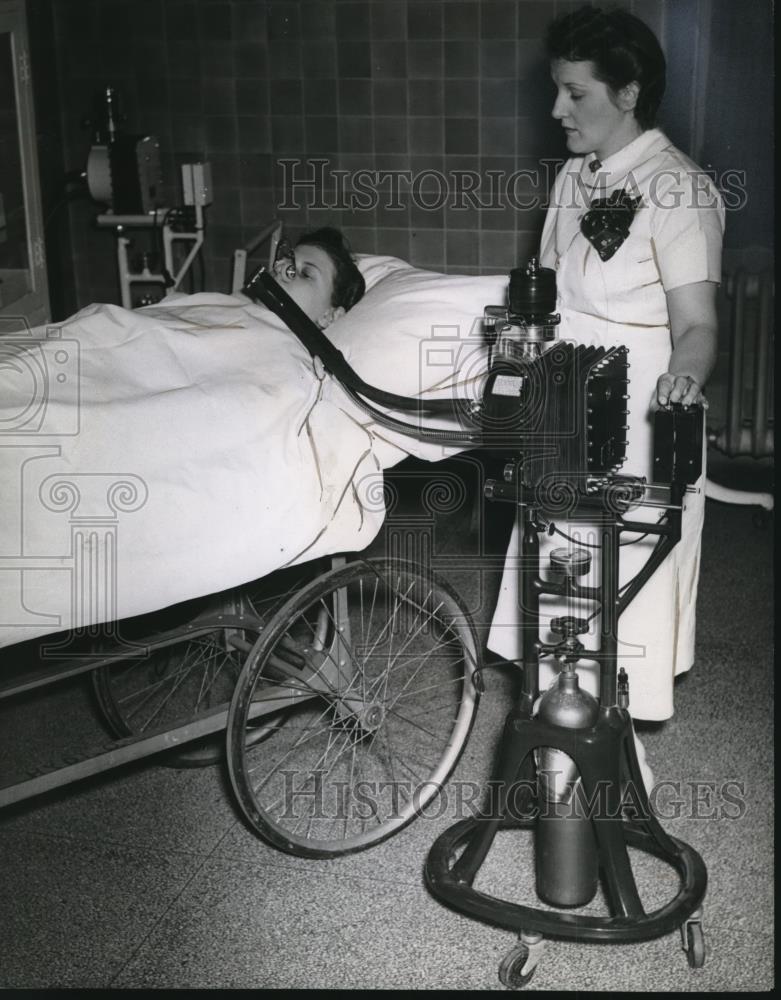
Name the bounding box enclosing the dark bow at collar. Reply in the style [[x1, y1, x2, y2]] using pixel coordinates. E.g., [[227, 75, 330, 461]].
[[580, 189, 642, 261]]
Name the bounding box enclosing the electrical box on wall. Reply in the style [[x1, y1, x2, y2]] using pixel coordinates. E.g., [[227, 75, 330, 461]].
[[181, 162, 213, 207]]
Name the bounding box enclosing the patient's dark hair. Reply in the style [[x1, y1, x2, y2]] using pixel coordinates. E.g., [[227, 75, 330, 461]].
[[296, 227, 366, 311], [546, 4, 666, 129]]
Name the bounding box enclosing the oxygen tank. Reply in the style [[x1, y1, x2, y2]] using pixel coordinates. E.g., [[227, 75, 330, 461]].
[[535, 668, 600, 907]]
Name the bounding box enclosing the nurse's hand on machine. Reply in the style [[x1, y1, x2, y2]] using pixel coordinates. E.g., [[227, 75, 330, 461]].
[[653, 372, 708, 410]]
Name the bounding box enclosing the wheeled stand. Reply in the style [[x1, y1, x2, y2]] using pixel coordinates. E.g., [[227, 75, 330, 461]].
[[425, 479, 708, 988]]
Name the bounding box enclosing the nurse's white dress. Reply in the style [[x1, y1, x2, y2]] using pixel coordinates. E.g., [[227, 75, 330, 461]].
[[487, 129, 724, 721]]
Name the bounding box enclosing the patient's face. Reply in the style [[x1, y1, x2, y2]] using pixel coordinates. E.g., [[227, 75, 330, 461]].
[[274, 244, 343, 328]]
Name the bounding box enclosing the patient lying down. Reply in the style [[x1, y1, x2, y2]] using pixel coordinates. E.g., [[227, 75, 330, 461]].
[[260, 227, 366, 327], [0, 227, 379, 649]]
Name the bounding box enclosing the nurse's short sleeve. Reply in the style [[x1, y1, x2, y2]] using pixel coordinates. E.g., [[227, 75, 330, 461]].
[[648, 167, 725, 291]]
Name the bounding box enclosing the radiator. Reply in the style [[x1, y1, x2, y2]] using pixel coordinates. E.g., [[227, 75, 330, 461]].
[[709, 270, 775, 459]]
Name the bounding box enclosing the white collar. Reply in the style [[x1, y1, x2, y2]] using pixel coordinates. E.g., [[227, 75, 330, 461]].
[[582, 128, 669, 189]]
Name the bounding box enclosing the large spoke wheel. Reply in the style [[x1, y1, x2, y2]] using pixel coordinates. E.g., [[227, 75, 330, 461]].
[[227, 559, 481, 857]]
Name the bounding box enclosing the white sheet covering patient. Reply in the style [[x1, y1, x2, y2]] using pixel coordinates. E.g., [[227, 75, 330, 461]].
[[0, 241, 495, 650]]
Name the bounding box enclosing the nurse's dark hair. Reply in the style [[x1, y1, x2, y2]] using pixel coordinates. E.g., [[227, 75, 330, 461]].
[[546, 4, 666, 129], [295, 227, 366, 312]]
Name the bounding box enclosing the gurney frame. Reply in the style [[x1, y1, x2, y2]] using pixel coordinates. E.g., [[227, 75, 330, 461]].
[[0, 554, 482, 858]]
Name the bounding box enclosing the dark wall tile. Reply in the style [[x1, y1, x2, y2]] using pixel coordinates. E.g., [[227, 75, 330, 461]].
[[444, 2, 480, 39], [411, 202, 445, 230], [269, 40, 302, 78], [201, 42, 236, 77], [239, 154, 274, 189], [339, 152, 378, 176], [132, 41, 167, 77], [271, 115, 304, 153], [206, 151, 239, 188], [204, 115, 237, 151], [481, 116, 516, 156], [447, 228, 480, 267], [236, 79, 269, 116], [516, 40, 550, 112], [305, 116, 339, 153], [376, 227, 410, 260], [339, 116, 374, 154], [203, 78, 236, 115], [164, 1, 198, 40], [338, 78, 372, 115], [240, 186, 277, 226], [479, 229, 517, 269], [211, 186, 241, 226], [481, 78, 516, 117], [232, 3, 267, 42], [374, 117, 408, 154], [481, 204, 514, 230], [136, 78, 169, 111], [171, 78, 204, 115], [409, 229, 445, 268], [372, 2, 407, 39], [480, 40, 517, 77], [517, 113, 562, 156], [444, 41, 478, 78], [480, 1, 516, 38], [373, 80, 408, 116], [266, 2, 301, 40], [269, 79, 302, 116], [408, 41, 444, 78], [237, 115, 271, 153], [336, 2, 371, 39], [343, 227, 377, 253], [234, 42, 268, 77], [446, 202, 480, 232], [300, 0, 335, 38], [409, 79, 443, 116], [410, 155, 445, 183], [372, 41, 408, 78], [408, 3, 443, 39], [338, 41, 371, 78], [199, 3, 233, 41], [170, 115, 206, 153], [445, 117, 479, 155], [304, 78, 337, 116], [445, 79, 479, 117], [409, 117, 444, 155], [301, 40, 337, 78], [516, 1, 556, 39]]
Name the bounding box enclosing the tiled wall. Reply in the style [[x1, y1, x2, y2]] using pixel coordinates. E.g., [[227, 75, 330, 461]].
[[27, 0, 772, 315]]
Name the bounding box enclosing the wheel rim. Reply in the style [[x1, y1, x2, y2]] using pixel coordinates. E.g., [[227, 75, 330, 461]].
[[93, 624, 262, 761], [227, 559, 480, 856]]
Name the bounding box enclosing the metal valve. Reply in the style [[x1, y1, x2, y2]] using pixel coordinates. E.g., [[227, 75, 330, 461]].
[[550, 616, 590, 638]]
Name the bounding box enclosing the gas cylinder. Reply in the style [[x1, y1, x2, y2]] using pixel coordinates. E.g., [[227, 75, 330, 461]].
[[535, 667, 600, 907]]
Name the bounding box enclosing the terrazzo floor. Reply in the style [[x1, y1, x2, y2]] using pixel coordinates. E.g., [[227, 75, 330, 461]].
[[0, 453, 774, 991]]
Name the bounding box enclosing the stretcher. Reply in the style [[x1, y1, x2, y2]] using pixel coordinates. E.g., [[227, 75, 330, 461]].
[[0, 251, 502, 856]]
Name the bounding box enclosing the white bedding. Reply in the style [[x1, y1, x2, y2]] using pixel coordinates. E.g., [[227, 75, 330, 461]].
[[0, 255, 506, 649]]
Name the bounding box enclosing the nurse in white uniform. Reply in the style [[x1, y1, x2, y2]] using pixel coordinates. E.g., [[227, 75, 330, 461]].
[[487, 5, 725, 724]]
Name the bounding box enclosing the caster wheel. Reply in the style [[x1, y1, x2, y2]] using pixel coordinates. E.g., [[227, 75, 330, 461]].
[[498, 944, 537, 989], [684, 922, 706, 968]]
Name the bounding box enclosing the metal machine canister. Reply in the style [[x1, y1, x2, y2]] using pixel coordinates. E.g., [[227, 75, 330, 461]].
[[535, 669, 600, 907]]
